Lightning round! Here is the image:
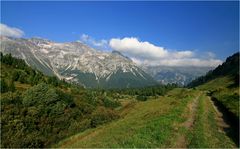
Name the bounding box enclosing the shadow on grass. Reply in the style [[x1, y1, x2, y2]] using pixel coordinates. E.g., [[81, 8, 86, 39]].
[[211, 97, 239, 147]]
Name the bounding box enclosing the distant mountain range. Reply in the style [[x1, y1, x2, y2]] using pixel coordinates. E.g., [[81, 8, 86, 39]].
[[0, 36, 156, 88], [142, 66, 214, 86], [0, 36, 216, 88]]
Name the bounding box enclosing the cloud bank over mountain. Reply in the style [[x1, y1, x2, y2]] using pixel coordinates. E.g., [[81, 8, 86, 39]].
[[109, 37, 222, 67], [0, 23, 223, 68]]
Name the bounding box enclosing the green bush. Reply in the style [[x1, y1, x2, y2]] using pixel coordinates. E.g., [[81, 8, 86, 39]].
[[90, 107, 119, 127], [18, 71, 28, 83], [102, 97, 121, 108], [136, 95, 148, 101], [22, 83, 58, 107], [0, 79, 8, 93]]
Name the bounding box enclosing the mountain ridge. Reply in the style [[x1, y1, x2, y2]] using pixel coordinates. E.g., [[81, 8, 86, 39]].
[[142, 65, 214, 86], [0, 36, 157, 88], [187, 52, 239, 87]]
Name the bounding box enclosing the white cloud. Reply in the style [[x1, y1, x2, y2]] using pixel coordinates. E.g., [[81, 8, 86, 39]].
[[80, 34, 109, 50], [172, 51, 194, 59], [109, 37, 222, 67], [109, 37, 195, 59], [131, 57, 143, 65], [0, 23, 24, 38], [109, 37, 168, 59], [205, 51, 216, 58], [140, 58, 222, 67], [92, 39, 108, 47], [80, 34, 89, 41]]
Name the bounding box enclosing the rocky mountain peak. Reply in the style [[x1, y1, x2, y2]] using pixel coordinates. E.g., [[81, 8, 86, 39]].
[[0, 36, 156, 88]]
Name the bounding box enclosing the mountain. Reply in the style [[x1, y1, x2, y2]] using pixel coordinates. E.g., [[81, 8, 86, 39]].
[[0, 36, 157, 88], [142, 65, 213, 86], [188, 52, 239, 87]]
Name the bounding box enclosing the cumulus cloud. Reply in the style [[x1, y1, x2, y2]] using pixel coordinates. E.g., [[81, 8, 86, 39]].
[[109, 37, 222, 67], [80, 34, 109, 50], [109, 37, 196, 59], [110, 37, 168, 59], [0, 23, 24, 38]]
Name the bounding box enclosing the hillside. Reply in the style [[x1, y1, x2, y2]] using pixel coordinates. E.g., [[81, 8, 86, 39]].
[[56, 88, 237, 148], [187, 52, 239, 87], [0, 53, 120, 147], [191, 52, 239, 145], [188, 52, 239, 120], [0, 53, 175, 148]]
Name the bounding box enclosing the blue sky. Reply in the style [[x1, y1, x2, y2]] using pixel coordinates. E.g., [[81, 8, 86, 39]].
[[0, 1, 239, 66]]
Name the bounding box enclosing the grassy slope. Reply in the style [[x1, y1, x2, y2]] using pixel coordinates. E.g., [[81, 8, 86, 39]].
[[56, 87, 238, 148], [187, 94, 235, 148], [56, 88, 199, 148], [197, 76, 239, 118]]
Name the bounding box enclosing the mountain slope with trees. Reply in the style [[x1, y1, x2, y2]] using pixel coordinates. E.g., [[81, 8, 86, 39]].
[[0, 53, 175, 148], [0, 53, 120, 147], [187, 52, 239, 87]]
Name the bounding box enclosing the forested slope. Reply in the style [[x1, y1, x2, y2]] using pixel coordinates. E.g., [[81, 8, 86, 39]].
[[0, 52, 175, 148], [187, 52, 239, 87], [0, 53, 120, 147]]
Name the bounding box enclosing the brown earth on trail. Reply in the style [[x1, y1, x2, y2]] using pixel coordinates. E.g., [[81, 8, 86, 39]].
[[208, 97, 230, 132], [175, 95, 200, 148]]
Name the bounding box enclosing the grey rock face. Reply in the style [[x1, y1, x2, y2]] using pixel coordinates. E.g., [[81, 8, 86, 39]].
[[0, 36, 156, 88]]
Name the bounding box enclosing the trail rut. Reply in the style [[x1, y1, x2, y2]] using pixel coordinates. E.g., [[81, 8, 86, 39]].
[[209, 97, 239, 146], [175, 95, 200, 148]]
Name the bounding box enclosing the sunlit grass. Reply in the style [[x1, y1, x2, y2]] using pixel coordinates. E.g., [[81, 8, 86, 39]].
[[187, 95, 236, 148], [56, 88, 199, 148]]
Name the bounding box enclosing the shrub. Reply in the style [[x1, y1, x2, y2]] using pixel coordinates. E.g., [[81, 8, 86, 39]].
[[136, 95, 148, 101], [90, 107, 119, 127], [22, 83, 58, 107], [102, 97, 121, 108], [18, 71, 28, 83], [8, 79, 16, 92], [0, 79, 8, 93]]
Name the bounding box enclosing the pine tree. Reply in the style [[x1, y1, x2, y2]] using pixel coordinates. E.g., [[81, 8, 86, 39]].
[[8, 79, 16, 92], [0, 79, 8, 93]]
